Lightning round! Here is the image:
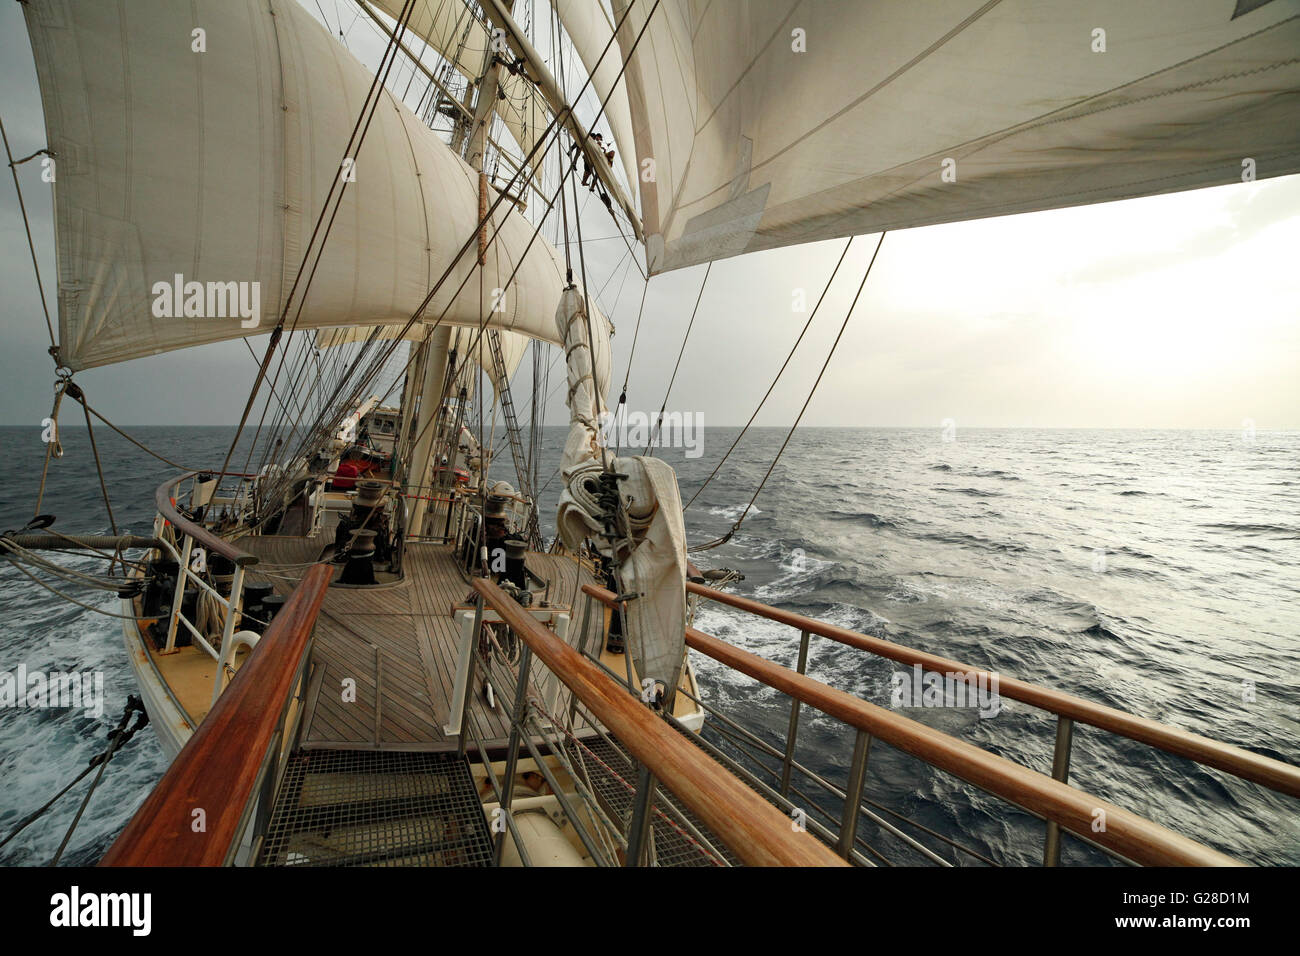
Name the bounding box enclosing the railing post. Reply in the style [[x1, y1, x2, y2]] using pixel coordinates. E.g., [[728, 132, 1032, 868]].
[[248, 727, 283, 864], [164, 533, 193, 653], [624, 764, 658, 866], [1043, 715, 1074, 866], [210, 562, 247, 708], [837, 730, 872, 859], [779, 628, 811, 796], [567, 594, 596, 729], [576, 592, 594, 657], [446, 595, 483, 750], [494, 641, 533, 866]]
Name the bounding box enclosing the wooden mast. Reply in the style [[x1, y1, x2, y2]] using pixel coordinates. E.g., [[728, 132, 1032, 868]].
[[404, 0, 512, 540]]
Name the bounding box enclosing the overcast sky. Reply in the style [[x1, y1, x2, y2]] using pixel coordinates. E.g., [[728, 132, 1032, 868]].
[[1, 1, 1297, 430]]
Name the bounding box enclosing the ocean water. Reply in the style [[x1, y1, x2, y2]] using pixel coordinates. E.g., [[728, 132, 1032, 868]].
[[1, 424, 1297, 865]]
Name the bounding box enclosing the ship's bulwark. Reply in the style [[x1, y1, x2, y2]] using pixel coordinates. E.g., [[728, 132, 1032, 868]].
[[0, 424, 1295, 865]]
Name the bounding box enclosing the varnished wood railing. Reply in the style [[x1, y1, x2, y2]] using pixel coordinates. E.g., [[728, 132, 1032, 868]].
[[583, 583, 1242, 866], [101, 564, 332, 866], [472, 577, 847, 867], [687, 625, 1237, 866], [687, 582, 1300, 799], [156, 472, 259, 566]]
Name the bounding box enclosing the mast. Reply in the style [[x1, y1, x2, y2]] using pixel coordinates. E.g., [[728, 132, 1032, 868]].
[[478, 0, 643, 240], [463, 0, 514, 172], [402, 0, 513, 541], [403, 327, 453, 538], [354, 0, 543, 207]]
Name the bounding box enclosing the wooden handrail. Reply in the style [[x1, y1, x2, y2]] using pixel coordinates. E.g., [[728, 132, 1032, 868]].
[[686, 626, 1238, 867], [156, 473, 259, 566], [686, 581, 1300, 799], [473, 577, 846, 867], [583, 583, 1241, 866], [101, 564, 332, 866], [5, 534, 164, 552]]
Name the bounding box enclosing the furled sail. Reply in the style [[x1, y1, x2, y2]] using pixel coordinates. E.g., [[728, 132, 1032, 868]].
[[553, 288, 687, 702], [610, 0, 1300, 274], [23, 0, 588, 371]]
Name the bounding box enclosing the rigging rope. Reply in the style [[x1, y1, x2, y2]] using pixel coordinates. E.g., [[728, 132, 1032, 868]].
[[0, 560, 148, 620], [0, 115, 57, 358], [74, 394, 200, 472], [684, 236, 855, 510], [217, 0, 421, 485], [50, 697, 150, 865], [690, 232, 888, 553], [244, 0, 659, 515], [66, 383, 119, 540], [619, 274, 650, 399], [0, 697, 149, 860], [646, 261, 711, 454], [33, 383, 66, 517], [0, 535, 136, 591]]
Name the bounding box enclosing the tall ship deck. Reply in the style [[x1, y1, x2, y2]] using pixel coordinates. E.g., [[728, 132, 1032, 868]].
[[2, 0, 1298, 877]]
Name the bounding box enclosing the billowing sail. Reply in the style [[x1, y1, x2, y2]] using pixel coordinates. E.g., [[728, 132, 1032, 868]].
[[314, 326, 426, 351], [611, 0, 1300, 274], [23, 0, 591, 371]]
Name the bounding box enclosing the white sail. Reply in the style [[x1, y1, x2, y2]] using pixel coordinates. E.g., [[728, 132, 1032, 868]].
[[450, 326, 530, 388], [315, 325, 426, 351], [24, 0, 592, 371], [314, 324, 531, 389], [552, 0, 639, 190], [611, 0, 1300, 274], [369, 0, 547, 175]]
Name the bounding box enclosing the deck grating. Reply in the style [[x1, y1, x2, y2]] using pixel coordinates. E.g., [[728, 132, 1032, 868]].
[[258, 750, 493, 867]]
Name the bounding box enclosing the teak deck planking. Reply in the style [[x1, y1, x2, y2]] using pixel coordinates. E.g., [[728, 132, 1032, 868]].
[[242, 532, 596, 754]]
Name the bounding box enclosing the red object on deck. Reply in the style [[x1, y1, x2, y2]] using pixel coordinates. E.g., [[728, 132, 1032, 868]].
[[333, 461, 359, 490]]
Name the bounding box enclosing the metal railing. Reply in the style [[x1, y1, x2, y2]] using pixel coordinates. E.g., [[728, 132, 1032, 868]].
[[685, 581, 1300, 865], [152, 475, 261, 704], [465, 577, 846, 867], [580, 582, 1257, 867]]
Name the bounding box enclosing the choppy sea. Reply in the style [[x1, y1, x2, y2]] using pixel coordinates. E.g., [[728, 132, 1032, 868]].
[[1, 425, 1297, 865]]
